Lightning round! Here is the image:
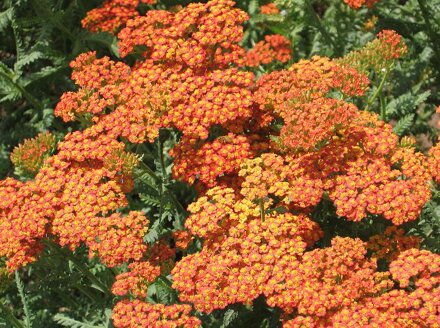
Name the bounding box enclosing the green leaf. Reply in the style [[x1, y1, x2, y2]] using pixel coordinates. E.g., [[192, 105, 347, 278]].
[[248, 0, 259, 15], [83, 32, 120, 58], [53, 314, 104, 328], [221, 309, 239, 328], [386, 90, 430, 117], [393, 113, 415, 136], [139, 193, 162, 208], [15, 271, 32, 328], [0, 8, 12, 32], [0, 300, 25, 328], [14, 51, 45, 73]]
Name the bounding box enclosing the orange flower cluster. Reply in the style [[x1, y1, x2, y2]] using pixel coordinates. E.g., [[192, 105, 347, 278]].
[[56, 53, 167, 142], [55, 51, 130, 122], [328, 152, 432, 225], [0, 129, 149, 271], [260, 3, 280, 15], [132, 64, 254, 139], [285, 288, 438, 328], [277, 98, 358, 151], [245, 34, 292, 67], [112, 1, 255, 140], [428, 142, 440, 184], [112, 261, 161, 297], [69, 2, 258, 141], [255, 56, 369, 121], [10, 132, 56, 177], [172, 230, 194, 250], [338, 30, 408, 75], [281, 246, 440, 328], [268, 237, 392, 317], [253, 51, 433, 225], [0, 177, 47, 271], [3, 1, 440, 327], [172, 187, 322, 312], [367, 226, 421, 262], [112, 300, 201, 328], [170, 134, 254, 187], [82, 0, 156, 33], [117, 0, 248, 67], [87, 211, 148, 267], [343, 0, 382, 9], [239, 153, 324, 208]]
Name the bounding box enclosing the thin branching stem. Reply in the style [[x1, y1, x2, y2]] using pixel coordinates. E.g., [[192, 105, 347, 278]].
[[365, 65, 392, 117], [0, 68, 43, 112], [416, 0, 440, 68], [304, 0, 338, 55], [0, 300, 25, 328], [42, 240, 112, 296], [259, 199, 265, 222]]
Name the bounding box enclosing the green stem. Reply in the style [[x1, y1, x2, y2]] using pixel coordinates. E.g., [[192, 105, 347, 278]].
[[365, 65, 392, 115], [42, 241, 112, 296], [158, 275, 173, 288], [167, 190, 187, 215], [0, 300, 25, 328], [304, 0, 338, 55], [157, 139, 165, 220], [416, 0, 440, 67], [379, 93, 386, 121], [137, 160, 161, 183], [0, 68, 43, 112], [259, 199, 265, 222], [136, 152, 187, 215], [14, 272, 31, 328]]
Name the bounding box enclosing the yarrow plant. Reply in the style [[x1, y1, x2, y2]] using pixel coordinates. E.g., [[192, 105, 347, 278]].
[[0, 0, 439, 327], [342, 0, 382, 9]]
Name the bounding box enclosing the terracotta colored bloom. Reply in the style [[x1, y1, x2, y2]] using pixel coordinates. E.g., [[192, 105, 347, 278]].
[[343, 0, 382, 9], [112, 300, 201, 328], [82, 0, 157, 34], [245, 34, 292, 67], [173, 186, 322, 312], [260, 3, 279, 15], [112, 261, 161, 297], [1, 1, 439, 326], [170, 133, 254, 186], [367, 226, 421, 262], [267, 237, 392, 317]]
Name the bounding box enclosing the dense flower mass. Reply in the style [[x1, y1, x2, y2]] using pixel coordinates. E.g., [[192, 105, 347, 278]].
[[343, 0, 382, 9], [2, 0, 440, 327], [245, 34, 292, 67], [367, 226, 421, 262], [112, 300, 201, 328], [117, 0, 249, 66], [170, 133, 254, 186], [82, 0, 156, 33], [260, 3, 279, 14], [172, 187, 323, 312]]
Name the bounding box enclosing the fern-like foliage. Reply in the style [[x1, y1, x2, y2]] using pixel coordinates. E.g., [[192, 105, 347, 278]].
[[53, 314, 104, 328], [0, 0, 116, 179], [14, 271, 33, 328]]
